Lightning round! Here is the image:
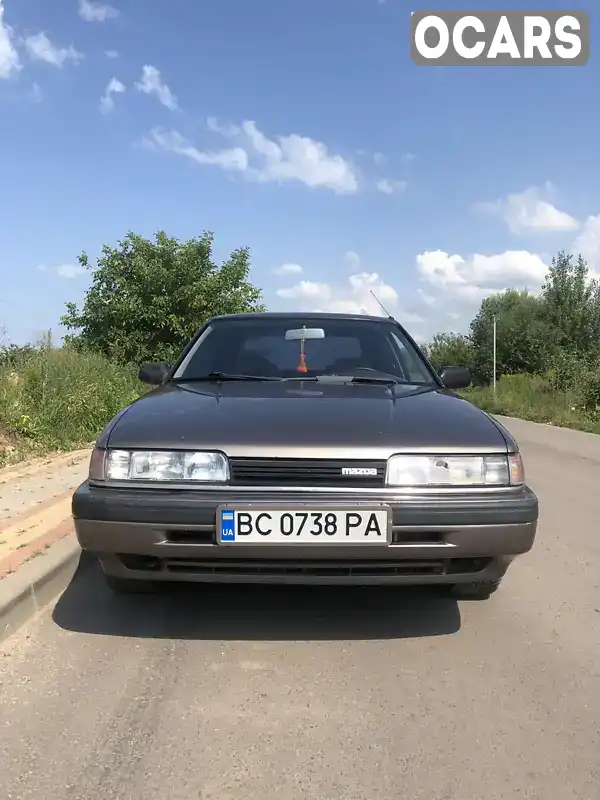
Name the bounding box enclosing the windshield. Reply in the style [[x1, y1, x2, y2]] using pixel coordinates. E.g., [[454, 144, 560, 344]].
[[173, 317, 437, 384]]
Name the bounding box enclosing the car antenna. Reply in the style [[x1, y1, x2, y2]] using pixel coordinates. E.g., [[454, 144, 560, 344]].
[[370, 290, 394, 320]]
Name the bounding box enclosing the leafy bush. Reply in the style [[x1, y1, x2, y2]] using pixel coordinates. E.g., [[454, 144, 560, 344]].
[[545, 350, 600, 415], [469, 289, 555, 385], [463, 371, 600, 433], [61, 230, 265, 364], [0, 343, 143, 464], [424, 332, 473, 373], [0, 343, 37, 368]]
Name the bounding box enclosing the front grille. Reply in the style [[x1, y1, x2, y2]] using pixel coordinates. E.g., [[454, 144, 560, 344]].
[[163, 559, 446, 577], [117, 555, 492, 577], [229, 458, 386, 487]]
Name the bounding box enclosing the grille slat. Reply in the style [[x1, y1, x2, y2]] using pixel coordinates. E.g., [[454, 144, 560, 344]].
[[229, 458, 386, 487], [162, 528, 443, 544], [163, 560, 446, 577]]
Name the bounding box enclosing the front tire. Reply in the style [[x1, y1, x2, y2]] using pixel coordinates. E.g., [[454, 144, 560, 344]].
[[448, 579, 501, 600], [104, 574, 158, 595]]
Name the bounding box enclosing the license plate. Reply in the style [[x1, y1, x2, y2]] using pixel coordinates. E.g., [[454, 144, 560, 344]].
[[216, 505, 391, 545]]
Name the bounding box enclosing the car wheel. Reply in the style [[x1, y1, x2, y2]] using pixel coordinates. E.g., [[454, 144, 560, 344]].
[[104, 574, 158, 595], [448, 579, 502, 600]]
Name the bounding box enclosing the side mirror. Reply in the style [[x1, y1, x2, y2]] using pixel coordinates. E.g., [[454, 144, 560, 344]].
[[439, 365, 471, 390], [139, 362, 172, 385]]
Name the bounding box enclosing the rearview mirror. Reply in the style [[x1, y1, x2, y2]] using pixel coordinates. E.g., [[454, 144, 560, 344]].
[[439, 365, 471, 390], [139, 362, 172, 385], [285, 327, 325, 341]]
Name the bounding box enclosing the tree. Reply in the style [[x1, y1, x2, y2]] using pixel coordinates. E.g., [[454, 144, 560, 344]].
[[541, 251, 600, 355], [469, 289, 554, 384], [424, 332, 473, 372], [61, 231, 266, 363]]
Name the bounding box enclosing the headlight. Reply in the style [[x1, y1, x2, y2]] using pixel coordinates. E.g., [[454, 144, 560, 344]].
[[99, 450, 229, 482], [385, 453, 524, 487]]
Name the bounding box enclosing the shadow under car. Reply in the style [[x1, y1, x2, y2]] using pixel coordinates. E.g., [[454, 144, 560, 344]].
[[52, 554, 462, 642]]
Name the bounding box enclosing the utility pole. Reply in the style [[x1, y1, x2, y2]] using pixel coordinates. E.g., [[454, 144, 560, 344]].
[[492, 314, 497, 397]]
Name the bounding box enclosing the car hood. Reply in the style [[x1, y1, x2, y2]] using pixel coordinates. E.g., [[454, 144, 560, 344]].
[[104, 381, 509, 458]]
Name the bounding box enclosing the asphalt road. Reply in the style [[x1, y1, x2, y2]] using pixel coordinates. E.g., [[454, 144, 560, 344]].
[[1, 416, 599, 799]]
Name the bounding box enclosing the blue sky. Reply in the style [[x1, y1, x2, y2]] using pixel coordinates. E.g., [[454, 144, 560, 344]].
[[1, 0, 599, 346]]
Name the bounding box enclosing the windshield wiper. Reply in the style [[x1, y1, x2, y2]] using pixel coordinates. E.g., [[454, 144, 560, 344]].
[[346, 376, 437, 387], [175, 372, 282, 382], [284, 374, 401, 385], [346, 375, 402, 385], [326, 374, 401, 385]]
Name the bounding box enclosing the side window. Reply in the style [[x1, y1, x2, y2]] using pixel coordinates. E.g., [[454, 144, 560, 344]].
[[175, 325, 215, 376], [390, 332, 429, 382]]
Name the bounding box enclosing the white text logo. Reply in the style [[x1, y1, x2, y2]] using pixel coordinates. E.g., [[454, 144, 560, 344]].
[[410, 10, 590, 66], [341, 468, 378, 476]]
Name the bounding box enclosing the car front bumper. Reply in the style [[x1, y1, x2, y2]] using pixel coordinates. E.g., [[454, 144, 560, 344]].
[[72, 482, 539, 586]]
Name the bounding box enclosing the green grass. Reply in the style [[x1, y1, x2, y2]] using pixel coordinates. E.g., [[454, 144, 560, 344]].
[[462, 372, 600, 434], [0, 345, 144, 466]]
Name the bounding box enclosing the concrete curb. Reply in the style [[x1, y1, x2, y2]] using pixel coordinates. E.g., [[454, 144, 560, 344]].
[[0, 533, 92, 646], [0, 447, 93, 486]]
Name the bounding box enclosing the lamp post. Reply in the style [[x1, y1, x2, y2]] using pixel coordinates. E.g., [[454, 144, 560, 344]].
[[492, 314, 497, 397]]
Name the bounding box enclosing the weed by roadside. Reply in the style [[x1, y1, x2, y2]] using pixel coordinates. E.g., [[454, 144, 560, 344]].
[[462, 372, 600, 434], [0, 344, 144, 466]]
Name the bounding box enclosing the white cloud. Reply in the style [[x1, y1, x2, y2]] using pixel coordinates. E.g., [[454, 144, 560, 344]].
[[401, 152, 416, 164], [206, 116, 240, 137], [328, 272, 423, 322], [273, 262, 303, 276], [478, 183, 579, 235], [377, 178, 407, 195], [415, 228, 600, 338], [417, 288, 436, 306], [413, 213, 600, 340], [23, 32, 83, 68], [277, 281, 331, 301], [38, 263, 85, 278], [149, 117, 359, 194], [78, 0, 119, 22], [416, 248, 549, 305], [99, 77, 125, 113], [573, 214, 600, 275], [373, 152, 386, 166], [0, 0, 21, 78], [144, 128, 248, 170], [239, 119, 358, 193], [135, 65, 178, 110], [275, 257, 424, 323], [105, 50, 118, 59]]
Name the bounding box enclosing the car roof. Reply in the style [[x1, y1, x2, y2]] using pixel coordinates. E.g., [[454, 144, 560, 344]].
[[207, 312, 396, 324]]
